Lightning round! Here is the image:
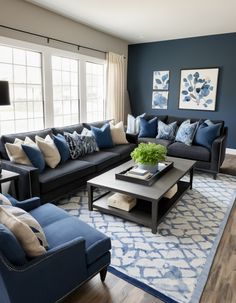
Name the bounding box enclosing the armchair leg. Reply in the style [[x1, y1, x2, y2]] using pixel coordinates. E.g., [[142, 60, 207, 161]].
[[100, 266, 108, 282], [213, 173, 217, 180]]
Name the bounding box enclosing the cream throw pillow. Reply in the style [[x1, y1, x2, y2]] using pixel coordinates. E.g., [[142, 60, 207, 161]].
[[35, 135, 61, 168], [0, 193, 11, 205], [0, 205, 47, 257], [5, 138, 33, 165], [110, 121, 128, 145]]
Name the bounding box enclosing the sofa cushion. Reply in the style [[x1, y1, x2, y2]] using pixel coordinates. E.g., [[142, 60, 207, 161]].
[[175, 120, 199, 146], [91, 124, 113, 149], [5, 139, 32, 165], [39, 160, 95, 194], [36, 135, 61, 168], [31, 204, 111, 265], [22, 144, 45, 173], [167, 142, 210, 161], [0, 223, 27, 265], [53, 134, 70, 163], [139, 117, 157, 138], [102, 144, 136, 160], [156, 120, 177, 140], [52, 123, 84, 136], [138, 137, 173, 147], [0, 128, 52, 160], [194, 122, 222, 150], [79, 151, 120, 172], [110, 121, 128, 145], [126, 113, 146, 134]]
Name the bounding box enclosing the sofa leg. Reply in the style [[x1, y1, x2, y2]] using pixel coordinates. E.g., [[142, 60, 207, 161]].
[[100, 266, 108, 282], [213, 173, 217, 180]]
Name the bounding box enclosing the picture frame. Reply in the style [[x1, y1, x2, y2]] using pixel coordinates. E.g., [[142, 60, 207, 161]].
[[152, 91, 168, 109], [178, 68, 219, 111], [153, 70, 169, 90]]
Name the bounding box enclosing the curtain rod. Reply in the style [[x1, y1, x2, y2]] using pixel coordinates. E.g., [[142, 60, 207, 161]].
[[0, 24, 107, 55]]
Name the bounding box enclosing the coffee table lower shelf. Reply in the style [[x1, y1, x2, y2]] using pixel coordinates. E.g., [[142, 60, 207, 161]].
[[91, 180, 190, 233]]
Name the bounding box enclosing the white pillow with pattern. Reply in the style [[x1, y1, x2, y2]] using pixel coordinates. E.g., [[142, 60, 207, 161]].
[[0, 205, 48, 257]]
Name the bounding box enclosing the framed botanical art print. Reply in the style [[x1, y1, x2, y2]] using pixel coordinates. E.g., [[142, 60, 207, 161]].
[[153, 71, 169, 90], [152, 91, 168, 109], [179, 68, 219, 111]]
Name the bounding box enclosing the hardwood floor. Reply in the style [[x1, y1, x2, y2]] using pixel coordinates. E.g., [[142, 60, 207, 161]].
[[62, 198, 236, 303]]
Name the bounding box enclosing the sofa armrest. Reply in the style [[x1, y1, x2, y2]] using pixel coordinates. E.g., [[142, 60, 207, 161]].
[[15, 197, 41, 211], [211, 127, 228, 172], [126, 133, 138, 144], [0, 237, 87, 303], [1, 160, 40, 200]]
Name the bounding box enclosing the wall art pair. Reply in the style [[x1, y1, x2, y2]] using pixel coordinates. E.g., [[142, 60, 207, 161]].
[[152, 68, 219, 111]]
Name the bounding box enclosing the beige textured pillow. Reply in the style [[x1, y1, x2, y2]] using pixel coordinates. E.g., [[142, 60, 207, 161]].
[[0, 206, 47, 257], [5, 138, 32, 165], [0, 193, 11, 206], [110, 121, 128, 145], [35, 135, 61, 168]]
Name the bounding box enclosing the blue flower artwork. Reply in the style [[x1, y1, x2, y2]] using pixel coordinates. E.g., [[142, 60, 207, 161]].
[[153, 71, 169, 90], [152, 91, 168, 109], [179, 68, 219, 111]]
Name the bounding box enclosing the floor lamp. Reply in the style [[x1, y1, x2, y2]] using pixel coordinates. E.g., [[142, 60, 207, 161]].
[[0, 81, 10, 175]]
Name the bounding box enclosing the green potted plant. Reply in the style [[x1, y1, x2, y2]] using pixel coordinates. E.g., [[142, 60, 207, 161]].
[[131, 142, 167, 173]]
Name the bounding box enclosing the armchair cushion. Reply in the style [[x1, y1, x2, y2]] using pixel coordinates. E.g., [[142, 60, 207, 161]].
[[30, 203, 111, 265], [0, 223, 27, 265]]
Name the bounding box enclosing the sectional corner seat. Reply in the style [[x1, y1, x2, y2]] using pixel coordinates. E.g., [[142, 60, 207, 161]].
[[137, 115, 227, 178], [0, 121, 136, 203]]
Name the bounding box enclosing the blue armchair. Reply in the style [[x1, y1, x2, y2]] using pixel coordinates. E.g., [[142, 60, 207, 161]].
[[0, 197, 111, 303]]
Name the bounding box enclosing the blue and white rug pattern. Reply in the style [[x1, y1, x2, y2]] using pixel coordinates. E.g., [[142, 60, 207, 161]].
[[58, 173, 236, 303]]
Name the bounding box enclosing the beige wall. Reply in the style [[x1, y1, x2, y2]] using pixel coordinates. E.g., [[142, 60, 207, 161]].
[[0, 0, 131, 117]]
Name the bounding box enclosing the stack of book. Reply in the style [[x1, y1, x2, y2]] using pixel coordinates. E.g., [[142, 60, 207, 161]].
[[125, 167, 153, 180], [107, 193, 136, 211]]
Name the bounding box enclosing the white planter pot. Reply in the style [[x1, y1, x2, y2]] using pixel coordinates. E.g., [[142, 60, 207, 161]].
[[138, 163, 159, 174]]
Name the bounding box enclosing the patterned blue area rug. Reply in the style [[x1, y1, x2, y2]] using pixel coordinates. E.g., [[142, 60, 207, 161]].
[[58, 173, 236, 303]]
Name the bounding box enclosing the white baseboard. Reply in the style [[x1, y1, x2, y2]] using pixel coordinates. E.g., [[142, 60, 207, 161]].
[[226, 148, 236, 155]]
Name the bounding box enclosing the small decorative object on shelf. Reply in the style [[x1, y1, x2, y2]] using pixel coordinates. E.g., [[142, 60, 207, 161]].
[[131, 142, 167, 173], [107, 193, 136, 211]]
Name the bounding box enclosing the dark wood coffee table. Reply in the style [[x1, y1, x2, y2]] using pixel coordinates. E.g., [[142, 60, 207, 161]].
[[87, 157, 195, 233]]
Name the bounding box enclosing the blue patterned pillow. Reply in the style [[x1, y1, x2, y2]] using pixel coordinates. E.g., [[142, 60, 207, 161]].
[[156, 120, 177, 140], [175, 120, 199, 146], [77, 134, 99, 155], [138, 117, 157, 138], [63, 132, 83, 159]]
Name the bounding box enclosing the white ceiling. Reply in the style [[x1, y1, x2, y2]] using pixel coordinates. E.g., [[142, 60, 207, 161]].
[[25, 0, 236, 43]]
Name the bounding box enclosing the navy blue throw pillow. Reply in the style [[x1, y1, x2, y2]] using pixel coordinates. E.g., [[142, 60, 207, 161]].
[[53, 134, 70, 163], [194, 122, 221, 150], [138, 117, 157, 138], [22, 145, 45, 173], [0, 224, 27, 265], [91, 123, 113, 149]]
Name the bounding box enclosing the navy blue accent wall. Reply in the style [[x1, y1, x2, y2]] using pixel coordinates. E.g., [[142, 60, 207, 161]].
[[128, 33, 236, 148]]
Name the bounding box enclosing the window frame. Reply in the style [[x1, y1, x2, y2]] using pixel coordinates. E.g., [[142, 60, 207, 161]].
[[0, 36, 107, 132]]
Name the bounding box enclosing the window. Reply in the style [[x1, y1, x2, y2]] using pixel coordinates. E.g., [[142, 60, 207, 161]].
[[0, 44, 44, 133], [86, 61, 105, 122], [52, 56, 79, 126]]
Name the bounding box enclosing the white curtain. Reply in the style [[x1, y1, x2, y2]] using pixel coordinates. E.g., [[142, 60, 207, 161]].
[[106, 52, 125, 123]]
